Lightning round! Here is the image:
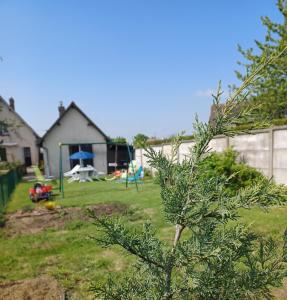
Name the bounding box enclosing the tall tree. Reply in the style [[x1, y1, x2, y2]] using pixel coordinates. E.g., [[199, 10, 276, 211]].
[[90, 51, 287, 300], [133, 133, 149, 148], [235, 0, 287, 120]]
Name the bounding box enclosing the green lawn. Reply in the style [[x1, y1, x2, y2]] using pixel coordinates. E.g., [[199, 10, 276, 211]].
[[1, 179, 287, 298]]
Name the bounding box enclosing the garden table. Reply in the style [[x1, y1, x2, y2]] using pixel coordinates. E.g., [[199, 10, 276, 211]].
[[77, 166, 94, 182]]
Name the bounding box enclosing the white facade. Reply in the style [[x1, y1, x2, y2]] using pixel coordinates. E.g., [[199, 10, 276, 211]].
[[41, 103, 108, 177], [0, 97, 39, 166]]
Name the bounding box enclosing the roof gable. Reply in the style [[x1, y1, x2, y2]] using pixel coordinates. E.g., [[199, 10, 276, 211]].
[[41, 101, 109, 142], [0, 96, 40, 138]]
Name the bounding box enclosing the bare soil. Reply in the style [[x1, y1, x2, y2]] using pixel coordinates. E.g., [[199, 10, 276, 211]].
[[4, 203, 127, 237], [273, 279, 287, 300], [0, 276, 64, 300]]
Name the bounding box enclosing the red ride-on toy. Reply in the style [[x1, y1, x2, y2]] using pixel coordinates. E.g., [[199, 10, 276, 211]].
[[29, 183, 53, 202]]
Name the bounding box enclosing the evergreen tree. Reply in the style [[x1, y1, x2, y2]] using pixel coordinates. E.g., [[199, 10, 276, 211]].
[[234, 0, 287, 120], [90, 52, 287, 299]]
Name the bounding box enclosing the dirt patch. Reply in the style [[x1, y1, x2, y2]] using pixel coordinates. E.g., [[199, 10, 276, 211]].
[[0, 276, 64, 300], [273, 278, 287, 300], [4, 203, 127, 237]]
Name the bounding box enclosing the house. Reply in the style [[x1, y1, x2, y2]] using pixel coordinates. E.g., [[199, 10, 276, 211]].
[[41, 102, 110, 177], [0, 96, 40, 166]]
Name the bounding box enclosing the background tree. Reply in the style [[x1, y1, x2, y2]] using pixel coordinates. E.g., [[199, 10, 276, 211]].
[[111, 137, 127, 144], [90, 52, 287, 299], [0, 106, 19, 145], [234, 0, 287, 120], [133, 133, 149, 148]]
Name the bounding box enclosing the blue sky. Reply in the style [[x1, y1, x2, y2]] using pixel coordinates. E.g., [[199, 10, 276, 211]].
[[0, 1, 283, 140]]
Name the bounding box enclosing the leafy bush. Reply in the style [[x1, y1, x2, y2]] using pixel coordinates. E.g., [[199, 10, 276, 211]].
[[152, 148, 267, 196], [143, 168, 152, 178], [198, 148, 265, 195], [0, 161, 23, 171]]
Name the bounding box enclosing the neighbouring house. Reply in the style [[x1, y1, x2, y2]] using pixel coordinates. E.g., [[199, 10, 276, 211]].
[[0, 96, 40, 166], [41, 102, 113, 177]]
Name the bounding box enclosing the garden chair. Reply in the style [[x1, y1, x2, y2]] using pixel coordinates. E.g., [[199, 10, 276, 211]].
[[32, 165, 54, 182], [32, 165, 45, 181], [117, 166, 143, 183], [64, 164, 80, 177], [67, 172, 80, 183]]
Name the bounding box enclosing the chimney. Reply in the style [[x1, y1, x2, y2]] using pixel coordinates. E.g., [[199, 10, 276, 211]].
[[58, 101, 65, 117], [9, 97, 15, 111]]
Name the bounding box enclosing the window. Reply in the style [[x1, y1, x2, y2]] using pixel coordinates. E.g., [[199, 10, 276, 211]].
[[0, 122, 9, 136], [23, 147, 32, 166]]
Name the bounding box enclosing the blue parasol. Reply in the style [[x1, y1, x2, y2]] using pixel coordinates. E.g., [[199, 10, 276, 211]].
[[70, 151, 95, 160]]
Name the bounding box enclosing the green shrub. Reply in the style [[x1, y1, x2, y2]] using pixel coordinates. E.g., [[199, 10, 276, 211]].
[[152, 148, 266, 195], [143, 168, 152, 178], [0, 161, 23, 171], [198, 148, 265, 195]]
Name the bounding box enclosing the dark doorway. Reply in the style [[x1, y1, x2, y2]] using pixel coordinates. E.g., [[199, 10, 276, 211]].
[[23, 147, 32, 166]]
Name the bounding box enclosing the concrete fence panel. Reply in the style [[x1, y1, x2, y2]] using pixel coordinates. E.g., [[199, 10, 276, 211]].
[[273, 129, 287, 184], [179, 142, 194, 162], [135, 126, 287, 185], [208, 137, 228, 152]]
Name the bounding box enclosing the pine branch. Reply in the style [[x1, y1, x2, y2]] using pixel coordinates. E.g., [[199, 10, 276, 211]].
[[89, 213, 166, 269]]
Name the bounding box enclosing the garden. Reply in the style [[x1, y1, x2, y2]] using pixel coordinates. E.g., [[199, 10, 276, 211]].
[[0, 154, 287, 299], [0, 179, 163, 299], [1, 2, 287, 298]]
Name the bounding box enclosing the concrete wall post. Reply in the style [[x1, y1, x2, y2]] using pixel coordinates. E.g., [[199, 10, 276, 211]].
[[269, 128, 274, 179]]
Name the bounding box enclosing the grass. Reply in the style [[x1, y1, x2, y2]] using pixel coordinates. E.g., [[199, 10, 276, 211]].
[[0, 179, 167, 298], [0, 178, 287, 298]]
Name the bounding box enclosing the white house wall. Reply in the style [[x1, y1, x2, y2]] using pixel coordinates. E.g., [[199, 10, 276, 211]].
[[0, 103, 38, 165], [42, 108, 107, 177]]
